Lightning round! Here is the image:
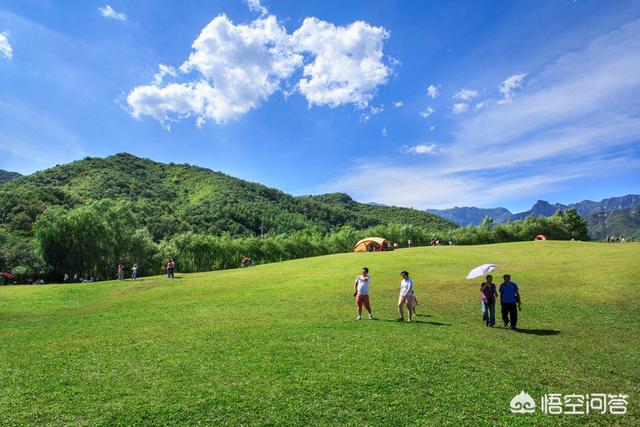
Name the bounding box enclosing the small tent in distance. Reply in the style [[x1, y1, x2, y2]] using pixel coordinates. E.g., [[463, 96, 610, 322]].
[[353, 237, 393, 252]]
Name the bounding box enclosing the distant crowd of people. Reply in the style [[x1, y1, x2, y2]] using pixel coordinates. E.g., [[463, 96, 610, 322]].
[[352, 268, 523, 329], [606, 235, 627, 243]]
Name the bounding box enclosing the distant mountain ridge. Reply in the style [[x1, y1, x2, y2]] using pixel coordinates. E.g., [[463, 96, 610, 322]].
[[0, 170, 21, 185], [427, 194, 640, 227]]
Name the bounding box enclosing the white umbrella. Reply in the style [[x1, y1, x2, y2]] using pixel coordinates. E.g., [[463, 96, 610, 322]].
[[466, 263, 497, 280]]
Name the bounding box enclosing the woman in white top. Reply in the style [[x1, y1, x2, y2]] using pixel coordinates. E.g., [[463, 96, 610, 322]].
[[353, 267, 374, 320], [398, 271, 416, 322]]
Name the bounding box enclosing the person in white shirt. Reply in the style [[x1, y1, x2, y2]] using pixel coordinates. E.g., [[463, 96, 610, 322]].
[[398, 271, 416, 322], [353, 267, 374, 320]]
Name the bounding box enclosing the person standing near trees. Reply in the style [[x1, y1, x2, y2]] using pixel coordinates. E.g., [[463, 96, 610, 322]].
[[117, 262, 125, 280], [166, 259, 175, 279], [499, 274, 521, 329], [353, 267, 374, 320], [131, 264, 139, 280]]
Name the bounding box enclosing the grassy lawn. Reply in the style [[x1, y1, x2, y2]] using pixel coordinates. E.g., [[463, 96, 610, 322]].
[[1, 241, 638, 426]]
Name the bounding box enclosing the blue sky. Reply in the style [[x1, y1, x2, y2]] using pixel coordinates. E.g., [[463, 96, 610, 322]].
[[0, 0, 639, 212]]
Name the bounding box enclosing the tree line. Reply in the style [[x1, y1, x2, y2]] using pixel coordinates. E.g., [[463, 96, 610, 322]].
[[0, 199, 590, 283]]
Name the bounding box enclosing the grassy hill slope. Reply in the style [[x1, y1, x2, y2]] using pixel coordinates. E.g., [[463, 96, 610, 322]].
[[0, 153, 455, 240], [1, 241, 638, 425]]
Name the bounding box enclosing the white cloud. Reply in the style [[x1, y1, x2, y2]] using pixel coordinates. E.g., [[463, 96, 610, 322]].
[[382, 127, 388, 137], [128, 13, 392, 127], [429, 125, 435, 131], [427, 84, 439, 98], [420, 106, 434, 118], [361, 104, 383, 121], [452, 103, 468, 114], [452, 88, 479, 101], [475, 101, 487, 110], [0, 31, 12, 60], [99, 5, 127, 21], [245, 0, 268, 16], [401, 144, 439, 154], [293, 18, 390, 108], [394, 101, 403, 108], [497, 73, 526, 104], [153, 64, 177, 85], [128, 15, 302, 126]]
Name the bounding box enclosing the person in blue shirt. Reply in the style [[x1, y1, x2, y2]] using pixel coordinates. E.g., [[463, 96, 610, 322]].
[[499, 274, 521, 329]]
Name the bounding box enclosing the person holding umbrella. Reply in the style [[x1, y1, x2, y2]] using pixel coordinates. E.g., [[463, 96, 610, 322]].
[[499, 274, 521, 329], [353, 267, 374, 320], [481, 275, 497, 327]]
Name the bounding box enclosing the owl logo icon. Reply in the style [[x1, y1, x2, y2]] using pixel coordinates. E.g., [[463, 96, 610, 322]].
[[510, 391, 536, 414]]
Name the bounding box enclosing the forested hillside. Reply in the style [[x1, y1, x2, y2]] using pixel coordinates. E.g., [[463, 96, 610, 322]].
[[0, 154, 457, 281], [0, 170, 21, 185], [0, 153, 454, 241], [587, 206, 640, 240]]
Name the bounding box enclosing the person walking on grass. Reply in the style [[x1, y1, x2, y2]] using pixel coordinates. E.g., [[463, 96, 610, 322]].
[[167, 259, 175, 279], [398, 271, 415, 322], [354, 267, 374, 320], [131, 264, 139, 281], [499, 274, 521, 329], [481, 275, 497, 327]]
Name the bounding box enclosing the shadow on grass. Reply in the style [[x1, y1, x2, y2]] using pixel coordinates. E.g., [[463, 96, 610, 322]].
[[377, 319, 451, 326], [513, 328, 561, 336]]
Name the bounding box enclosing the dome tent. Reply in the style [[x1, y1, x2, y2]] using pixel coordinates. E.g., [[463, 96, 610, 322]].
[[353, 237, 393, 252]]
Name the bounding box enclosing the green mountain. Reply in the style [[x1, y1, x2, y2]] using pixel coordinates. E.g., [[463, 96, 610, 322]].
[[0, 153, 455, 240], [587, 206, 640, 240], [0, 170, 21, 185]]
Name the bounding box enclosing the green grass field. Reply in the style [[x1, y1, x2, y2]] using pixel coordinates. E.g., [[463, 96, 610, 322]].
[[1, 241, 638, 426]]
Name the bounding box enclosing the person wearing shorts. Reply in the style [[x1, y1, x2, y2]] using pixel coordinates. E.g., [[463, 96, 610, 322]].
[[398, 271, 415, 322], [354, 267, 374, 320]]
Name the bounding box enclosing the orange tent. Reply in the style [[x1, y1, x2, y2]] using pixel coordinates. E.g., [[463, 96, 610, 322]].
[[353, 237, 392, 252]]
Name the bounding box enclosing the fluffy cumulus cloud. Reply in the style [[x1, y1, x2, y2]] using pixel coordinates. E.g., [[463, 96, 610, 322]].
[[99, 5, 127, 21], [293, 18, 390, 108], [427, 84, 439, 98], [0, 31, 12, 60], [127, 11, 392, 128], [394, 101, 403, 108], [498, 73, 526, 104], [128, 15, 302, 127]]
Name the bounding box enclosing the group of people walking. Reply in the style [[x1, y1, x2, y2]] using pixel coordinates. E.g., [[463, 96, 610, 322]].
[[480, 274, 521, 329], [353, 268, 523, 329], [353, 267, 418, 322]]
